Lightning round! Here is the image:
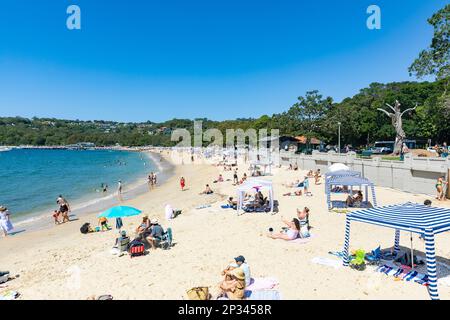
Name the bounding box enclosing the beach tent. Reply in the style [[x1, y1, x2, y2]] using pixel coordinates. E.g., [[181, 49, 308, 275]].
[[237, 179, 274, 213], [342, 202, 450, 300], [326, 175, 376, 210], [324, 170, 361, 192]]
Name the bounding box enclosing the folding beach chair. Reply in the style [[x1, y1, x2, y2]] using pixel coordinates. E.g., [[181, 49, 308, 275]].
[[158, 227, 173, 250]]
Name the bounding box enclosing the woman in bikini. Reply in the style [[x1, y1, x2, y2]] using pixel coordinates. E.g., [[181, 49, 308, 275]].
[[267, 217, 300, 241], [436, 177, 448, 201]]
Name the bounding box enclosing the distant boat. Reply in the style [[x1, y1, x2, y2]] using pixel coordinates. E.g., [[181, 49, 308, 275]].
[[0, 147, 12, 152]]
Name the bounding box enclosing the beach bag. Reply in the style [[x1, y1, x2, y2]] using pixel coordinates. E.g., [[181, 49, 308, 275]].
[[128, 241, 145, 258], [80, 223, 90, 234], [186, 287, 209, 300]]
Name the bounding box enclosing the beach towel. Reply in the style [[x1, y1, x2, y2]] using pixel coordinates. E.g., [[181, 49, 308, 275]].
[[245, 290, 281, 300], [196, 204, 211, 210], [245, 277, 278, 291], [289, 234, 314, 244], [438, 275, 450, 287], [376, 264, 429, 286], [311, 257, 342, 269]]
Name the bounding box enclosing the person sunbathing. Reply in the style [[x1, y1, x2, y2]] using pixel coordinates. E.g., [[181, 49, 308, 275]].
[[214, 174, 224, 183], [282, 180, 300, 188], [283, 190, 302, 196], [228, 197, 238, 206], [314, 169, 321, 184], [346, 191, 363, 207], [219, 268, 246, 300], [136, 216, 150, 235], [200, 184, 214, 195], [267, 217, 300, 240]]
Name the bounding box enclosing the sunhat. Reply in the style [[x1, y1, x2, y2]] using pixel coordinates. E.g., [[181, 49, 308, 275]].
[[0, 206, 6, 211], [231, 268, 245, 280], [151, 218, 159, 224]]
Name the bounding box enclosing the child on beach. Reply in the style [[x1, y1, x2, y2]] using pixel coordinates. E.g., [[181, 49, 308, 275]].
[[98, 217, 111, 231], [52, 210, 61, 225]]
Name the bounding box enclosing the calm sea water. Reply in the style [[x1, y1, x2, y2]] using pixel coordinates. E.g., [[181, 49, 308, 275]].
[[0, 149, 154, 224]]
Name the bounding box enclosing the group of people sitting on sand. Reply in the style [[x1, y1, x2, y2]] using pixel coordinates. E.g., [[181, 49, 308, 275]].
[[232, 169, 248, 185], [240, 189, 270, 212], [135, 216, 166, 250], [52, 195, 71, 225], [345, 190, 363, 207], [282, 176, 311, 196], [305, 169, 321, 184], [267, 207, 311, 240], [217, 255, 251, 300]]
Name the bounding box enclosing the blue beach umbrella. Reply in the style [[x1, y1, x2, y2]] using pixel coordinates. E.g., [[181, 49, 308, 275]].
[[98, 206, 142, 219]]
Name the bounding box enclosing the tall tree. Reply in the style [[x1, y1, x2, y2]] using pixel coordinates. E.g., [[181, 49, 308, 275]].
[[409, 4, 449, 85]]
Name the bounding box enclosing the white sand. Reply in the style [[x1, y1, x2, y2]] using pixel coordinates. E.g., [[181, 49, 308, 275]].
[[1, 150, 450, 300]]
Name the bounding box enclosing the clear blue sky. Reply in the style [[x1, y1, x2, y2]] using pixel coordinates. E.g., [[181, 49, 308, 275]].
[[0, 0, 447, 122]]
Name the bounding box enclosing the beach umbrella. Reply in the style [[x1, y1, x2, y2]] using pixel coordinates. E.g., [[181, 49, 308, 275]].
[[328, 163, 349, 172], [98, 206, 142, 219]]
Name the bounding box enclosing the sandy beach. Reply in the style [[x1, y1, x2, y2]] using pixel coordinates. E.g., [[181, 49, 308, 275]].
[[1, 150, 450, 300]]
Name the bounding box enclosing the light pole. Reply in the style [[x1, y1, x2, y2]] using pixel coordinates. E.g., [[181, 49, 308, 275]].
[[338, 122, 341, 154]]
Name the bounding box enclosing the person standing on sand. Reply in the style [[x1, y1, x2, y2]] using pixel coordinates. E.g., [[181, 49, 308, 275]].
[[233, 169, 239, 185], [436, 177, 448, 201], [180, 177, 186, 191], [0, 206, 14, 237], [152, 172, 157, 187], [57, 195, 71, 223], [117, 180, 123, 200], [147, 173, 153, 190]]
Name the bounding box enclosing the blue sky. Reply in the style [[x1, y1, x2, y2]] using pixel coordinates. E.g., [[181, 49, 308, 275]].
[[0, 0, 447, 122]]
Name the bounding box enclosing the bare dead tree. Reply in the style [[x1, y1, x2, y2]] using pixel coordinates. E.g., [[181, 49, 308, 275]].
[[377, 100, 417, 154]]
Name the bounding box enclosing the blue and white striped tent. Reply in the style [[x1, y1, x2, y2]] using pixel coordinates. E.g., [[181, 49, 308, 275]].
[[324, 170, 361, 192], [342, 202, 450, 300], [326, 175, 377, 210]]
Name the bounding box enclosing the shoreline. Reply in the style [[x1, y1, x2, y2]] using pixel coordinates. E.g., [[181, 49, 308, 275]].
[[8, 150, 175, 235]]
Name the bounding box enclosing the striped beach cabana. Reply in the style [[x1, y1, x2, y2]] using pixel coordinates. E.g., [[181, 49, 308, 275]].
[[343, 202, 450, 300], [324, 170, 361, 192], [326, 175, 377, 210]]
